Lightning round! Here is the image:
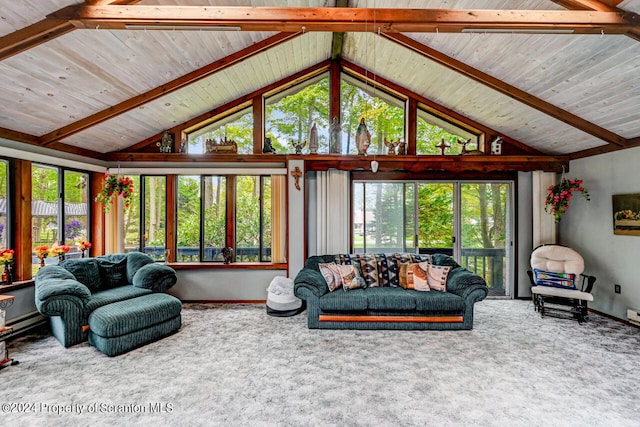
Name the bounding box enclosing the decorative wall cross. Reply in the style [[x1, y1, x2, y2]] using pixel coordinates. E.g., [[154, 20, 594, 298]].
[[291, 166, 302, 191]]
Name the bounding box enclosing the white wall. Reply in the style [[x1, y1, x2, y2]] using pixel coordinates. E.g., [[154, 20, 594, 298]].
[[169, 269, 288, 301], [560, 146, 640, 320]]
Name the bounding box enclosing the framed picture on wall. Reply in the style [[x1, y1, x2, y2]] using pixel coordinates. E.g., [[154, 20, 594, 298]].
[[613, 193, 640, 236]]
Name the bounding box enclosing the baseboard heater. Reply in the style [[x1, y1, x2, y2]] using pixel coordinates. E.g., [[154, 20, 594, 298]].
[[319, 315, 463, 323], [6, 311, 47, 336]]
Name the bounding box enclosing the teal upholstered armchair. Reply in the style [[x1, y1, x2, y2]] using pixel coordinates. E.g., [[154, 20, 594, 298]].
[[35, 252, 177, 347]]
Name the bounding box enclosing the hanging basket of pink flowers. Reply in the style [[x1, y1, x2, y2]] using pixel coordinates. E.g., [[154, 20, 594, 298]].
[[95, 173, 134, 213], [545, 178, 590, 223]]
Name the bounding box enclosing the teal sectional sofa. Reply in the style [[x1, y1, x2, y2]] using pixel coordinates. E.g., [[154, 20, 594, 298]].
[[294, 253, 488, 330], [35, 252, 178, 347]]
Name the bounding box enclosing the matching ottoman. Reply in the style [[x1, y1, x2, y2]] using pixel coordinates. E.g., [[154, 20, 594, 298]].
[[88, 293, 182, 357]]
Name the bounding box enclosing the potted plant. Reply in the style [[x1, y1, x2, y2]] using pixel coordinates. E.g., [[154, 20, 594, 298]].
[[545, 178, 590, 223], [95, 173, 134, 213]]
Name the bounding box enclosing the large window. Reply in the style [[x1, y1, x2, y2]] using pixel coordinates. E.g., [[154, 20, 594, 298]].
[[187, 107, 253, 154], [416, 107, 480, 155], [124, 176, 167, 262], [235, 176, 271, 262], [32, 164, 90, 271], [176, 174, 279, 263], [341, 75, 405, 155], [265, 74, 330, 154], [0, 159, 9, 250]]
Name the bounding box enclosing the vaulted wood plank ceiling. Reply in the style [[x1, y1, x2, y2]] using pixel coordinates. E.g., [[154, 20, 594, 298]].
[[0, 0, 638, 161]]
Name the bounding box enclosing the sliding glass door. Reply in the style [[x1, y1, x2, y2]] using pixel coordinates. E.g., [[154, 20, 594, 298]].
[[353, 180, 513, 297], [460, 183, 511, 296]]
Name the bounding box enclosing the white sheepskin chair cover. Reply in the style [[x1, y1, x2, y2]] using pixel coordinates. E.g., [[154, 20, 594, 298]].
[[530, 245, 584, 276]]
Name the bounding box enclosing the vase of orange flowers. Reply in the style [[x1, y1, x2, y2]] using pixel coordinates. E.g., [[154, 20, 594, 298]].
[[0, 249, 14, 285], [49, 243, 71, 264], [95, 173, 134, 213], [77, 240, 92, 258], [35, 245, 50, 268]]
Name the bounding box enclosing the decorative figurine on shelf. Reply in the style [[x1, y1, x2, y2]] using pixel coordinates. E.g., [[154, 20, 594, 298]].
[[490, 136, 503, 155], [205, 136, 238, 153], [263, 137, 276, 154], [459, 138, 483, 155], [35, 246, 50, 268], [383, 138, 400, 155], [355, 117, 371, 155], [329, 116, 342, 154], [0, 249, 14, 285], [221, 247, 233, 264], [436, 139, 450, 155], [157, 131, 173, 153], [291, 139, 306, 155], [76, 240, 92, 258], [308, 123, 319, 154], [396, 141, 407, 155], [179, 138, 188, 153]]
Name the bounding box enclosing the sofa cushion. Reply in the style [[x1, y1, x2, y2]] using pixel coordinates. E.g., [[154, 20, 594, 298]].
[[132, 263, 177, 292], [85, 286, 152, 313], [60, 258, 103, 292], [126, 252, 155, 283], [319, 288, 368, 312], [365, 287, 417, 311], [412, 291, 465, 313], [355, 253, 380, 287], [97, 254, 129, 288]]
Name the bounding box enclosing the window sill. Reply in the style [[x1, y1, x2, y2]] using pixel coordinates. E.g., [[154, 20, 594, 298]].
[[168, 262, 287, 270], [0, 280, 35, 294]]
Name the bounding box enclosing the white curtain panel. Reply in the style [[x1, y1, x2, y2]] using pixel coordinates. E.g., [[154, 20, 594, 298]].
[[315, 169, 350, 255], [532, 170, 557, 247]]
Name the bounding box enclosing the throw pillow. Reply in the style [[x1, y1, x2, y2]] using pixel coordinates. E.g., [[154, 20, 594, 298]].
[[319, 262, 343, 292], [355, 253, 380, 287], [425, 264, 451, 292], [60, 258, 103, 292], [397, 262, 429, 291], [336, 264, 367, 291], [97, 255, 129, 288], [533, 268, 576, 289]]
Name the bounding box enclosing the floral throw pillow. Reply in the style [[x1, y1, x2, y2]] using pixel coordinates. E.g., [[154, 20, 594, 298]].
[[319, 262, 343, 292]]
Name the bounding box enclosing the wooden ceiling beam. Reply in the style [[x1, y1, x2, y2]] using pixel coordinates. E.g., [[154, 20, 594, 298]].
[[330, 0, 349, 60], [0, 1, 141, 62], [383, 32, 627, 148], [53, 6, 638, 34], [552, 0, 640, 41], [0, 126, 103, 158], [39, 31, 301, 146]]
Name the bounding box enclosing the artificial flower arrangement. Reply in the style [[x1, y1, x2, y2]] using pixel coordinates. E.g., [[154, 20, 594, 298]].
[[0, 249, 14, 266], [95, 173, 134, 212], [35, 245, 50, 267], [0, 249, 14, 284], [76, 240, 92, 257], [49, 243, 71, 263], [545, 178, 590, 223]]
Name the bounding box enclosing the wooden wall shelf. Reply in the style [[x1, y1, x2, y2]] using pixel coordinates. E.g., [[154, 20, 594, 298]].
[[104, 153, 566, 173]]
